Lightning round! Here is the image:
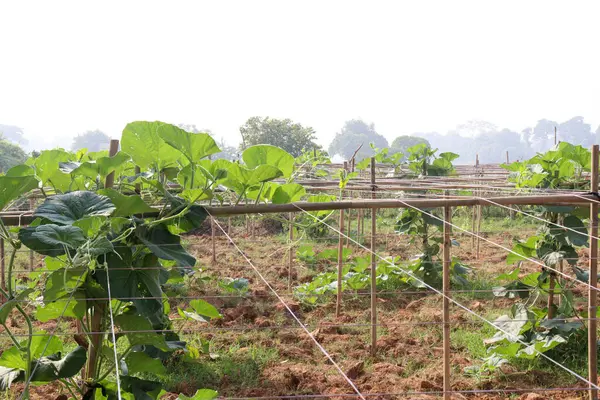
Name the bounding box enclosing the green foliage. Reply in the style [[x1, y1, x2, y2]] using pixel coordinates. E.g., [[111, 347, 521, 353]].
[[502, 142, 591, 189], [239, 116, 319, 157], [405, 143, 457, 176]]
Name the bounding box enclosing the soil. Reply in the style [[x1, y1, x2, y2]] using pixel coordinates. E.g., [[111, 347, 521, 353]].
[[1, 218, 592, 399]]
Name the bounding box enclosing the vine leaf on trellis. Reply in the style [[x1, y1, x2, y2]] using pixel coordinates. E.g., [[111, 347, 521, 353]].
[[125, 351, 167, 377], [135, 224, 196, 268], [34, 191, 115, 225], [158, 124, 220, 163], [178, 389, 219, 400], [242, 145, 295, 178], [19, 224, 86, 256], [121, 121, 182, 171], [98, 188, 155, 217], [0, 175, 38, 211]]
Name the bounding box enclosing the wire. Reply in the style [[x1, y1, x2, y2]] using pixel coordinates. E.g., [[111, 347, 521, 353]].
[[209, 213, 367, 400], [293, 203, 600, 392]]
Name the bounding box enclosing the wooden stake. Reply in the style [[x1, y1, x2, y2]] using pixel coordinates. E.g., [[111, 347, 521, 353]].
[[87, 139, 119, 385], [471, 206, 476, 250], [227, 216, 231, 236], [211, 217, 216, 264], [28, 197, 35, 271], [347, 207, 352, 246], [588, 144, 599, 400], [506, 151, 509, 164], [547, 275, 556, 319], [0, 239, 5, 296], [443, 191, 452, 400], [288, 212, 294, 290], [370, 158, 377, 355], [476, 204, 482, 259], [336, 209, 344, 317]]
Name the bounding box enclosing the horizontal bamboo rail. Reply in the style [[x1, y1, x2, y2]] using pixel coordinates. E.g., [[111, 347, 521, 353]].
[[1, 194, 596, 225]]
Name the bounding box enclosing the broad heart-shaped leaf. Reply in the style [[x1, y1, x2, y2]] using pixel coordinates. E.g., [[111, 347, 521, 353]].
[[19, 225, 86, 256], [34, 191, 115, 225], [121, 121, 184, 171], [96, 250, 165, 320], [114, 314, 170, 351], [563, 215, 588, 247], [35, 293, 86, 322], [65, 151, 131, 180], [29, 149, 72, 191], [158, 124, 220, 163], [98, 189, 155, 217], [227, 164, 283, 187], [135, 224, 196, 268], [5, 164, 35, 177], [189, 299, 221, 319], [0, 175, 38, 211], [178, 389, 219, 400], [43, 268, 87, 302], [272, 183, 306, 204], [29, 346, 87, 382], [125, 351, 166, 377], [242, 145, 294, 178]]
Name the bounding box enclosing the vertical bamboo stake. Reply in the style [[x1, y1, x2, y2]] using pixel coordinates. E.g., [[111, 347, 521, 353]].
[[547, 275, 556, 319], [356, 209, 361, 244], [347, 207, 352, 246], [471, 206, 476, 249], [211, 217, 216, 263], [343, 161, 349, 245], [87, 139, 118, 383], [288, 212, 294, 290], [588, 144, 599, 400], [476, 203, 482, 259], [442, 191, 452, 400], [227, 217, 231, 236], [506, 151, 509, 164], [336, 209, 344, 317], [0, 239, 5, 297], [28, 197, 35, 270], [370, 158, 377, 355]]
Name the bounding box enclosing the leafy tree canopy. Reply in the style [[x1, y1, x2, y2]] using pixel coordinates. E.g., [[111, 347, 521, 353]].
[[71, 130, 111, 152], [328, 119, 388, 160], [0, 136, 28, 173], [239, 116, 319, 157]]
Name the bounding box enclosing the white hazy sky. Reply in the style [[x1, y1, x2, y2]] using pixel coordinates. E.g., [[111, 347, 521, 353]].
[[1, 1, 599, 150]]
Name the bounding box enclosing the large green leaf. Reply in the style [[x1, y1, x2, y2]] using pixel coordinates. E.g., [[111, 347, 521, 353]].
[[35, 294, 86, 322], [242, 145, 294, 178], [226, 164, 283, 188], [0, 176, 38, 211], [97, 250, 165, 319], [178, 389, 219, 400], [135, 224, 196, 267], [29, 149, 73, 192], [125, 351, 166, 377], [114, 314, 170, 351], [563, 215, 588, 247], [158, 124, 220, 163], [64, 152, 131, 181], [34, 191, 115, 225], [19, 224, 86, 256], [43, 269, 87, 302], [29, 346, 87, 382], [98, 189, 155, 217], [121, 121, 183, 171], [272, 183, 306, 204]]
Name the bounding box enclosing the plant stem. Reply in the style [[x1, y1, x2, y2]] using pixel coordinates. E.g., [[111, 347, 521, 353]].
[[1, 323, 23, 350], [59, 378, 80, 399], [15, 304, 33, 396], [254, 183, 265, 205], [7, 246, 17, 299], [95, 345, 132, 382]]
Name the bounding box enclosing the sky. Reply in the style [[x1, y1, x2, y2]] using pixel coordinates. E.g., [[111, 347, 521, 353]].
[[1, 1, 600, 151]]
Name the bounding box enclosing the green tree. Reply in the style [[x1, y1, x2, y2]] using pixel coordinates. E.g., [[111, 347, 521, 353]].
[[328, 119, 388, 160], [391, 135, 430, 157], [239, 116, 320, 157], [71, 130, 111, 152], [0, 137, 28, 173]]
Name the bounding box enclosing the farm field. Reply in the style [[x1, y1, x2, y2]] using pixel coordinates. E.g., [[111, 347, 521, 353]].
[[0, 121, 598, 400]]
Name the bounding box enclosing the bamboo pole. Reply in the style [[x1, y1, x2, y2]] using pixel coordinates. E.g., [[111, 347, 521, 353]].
[[2, 194, 599, 224], [28, 197, 35, 270], [443, 191, 452, 400], [547, 275, 556, 319], [588, 144, 599, 400], [344, 161, 350, 246], [476, 204, 482, 259], [471, 205, 476, 250], [336, 209, 344, 317], [0, 239, 5, 298], [370, 158, 377, 355], [288, 212, 294, 290], [211, 217, 216, 264], [87, 139, 119, 384], [227, 217, 231, 236], [506, 151, 509, 164]]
